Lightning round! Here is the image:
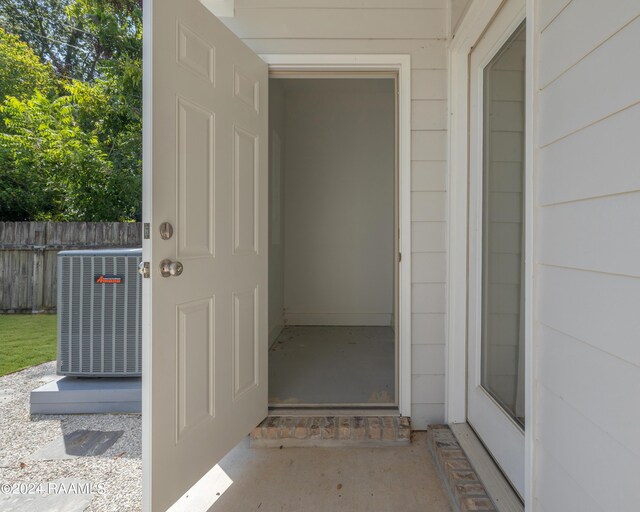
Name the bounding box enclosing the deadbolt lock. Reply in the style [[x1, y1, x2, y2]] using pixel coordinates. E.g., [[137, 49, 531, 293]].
[[159, 222, 174, 240]]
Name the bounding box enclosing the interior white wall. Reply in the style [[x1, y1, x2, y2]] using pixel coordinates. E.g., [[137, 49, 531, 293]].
[[281, 79, 394, 326], [221, 0, 449, 429], [268, 79, 286, 345], [534, 2, 640, 510]]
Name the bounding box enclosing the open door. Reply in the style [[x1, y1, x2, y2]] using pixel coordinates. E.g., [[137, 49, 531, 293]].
[[142, 0, 268, 509]]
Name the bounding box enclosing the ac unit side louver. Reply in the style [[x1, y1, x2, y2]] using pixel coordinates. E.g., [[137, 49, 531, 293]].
[[57, 248, 142, 377]]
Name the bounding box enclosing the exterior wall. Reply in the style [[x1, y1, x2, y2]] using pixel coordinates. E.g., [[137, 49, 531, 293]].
[[222, 0, 449, 428], [282, 79, 395, 326], [450, 0, 472, 35], [535, 1, 640, 510]]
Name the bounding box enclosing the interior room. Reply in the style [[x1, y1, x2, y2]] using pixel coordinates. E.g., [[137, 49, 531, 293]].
[[268, 75, 397, 407]]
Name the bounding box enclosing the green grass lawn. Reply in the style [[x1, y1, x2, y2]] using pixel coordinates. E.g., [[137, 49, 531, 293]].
[[0, 314, 57, 377]]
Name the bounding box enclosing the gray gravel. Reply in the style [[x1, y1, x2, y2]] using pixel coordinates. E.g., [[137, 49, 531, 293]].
[[0, 361, 141, 511]]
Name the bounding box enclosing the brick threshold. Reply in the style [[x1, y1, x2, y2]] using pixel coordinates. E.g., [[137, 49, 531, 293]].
[[251, 415, 410, 447], [427, 425, 498, 512]]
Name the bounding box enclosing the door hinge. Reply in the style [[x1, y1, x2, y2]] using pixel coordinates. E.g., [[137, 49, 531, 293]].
[[143, 223, 150, 240], [398, 252, 402, 263]]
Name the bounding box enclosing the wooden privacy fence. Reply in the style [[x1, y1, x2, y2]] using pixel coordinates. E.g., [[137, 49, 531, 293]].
[[0, 222, 142, 313]]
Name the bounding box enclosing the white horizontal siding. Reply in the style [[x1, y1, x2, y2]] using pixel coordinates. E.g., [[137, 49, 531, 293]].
[[220, 1, 449, 429], [412, 345, 445, 375], [450, 0, 471, 35], [246, 39, 449, 68], [538, 102, 640, 205], [411, 192, 446, 221], [538, 0, 571, 32], [538, 325, 640, 458], [412, 253, 446, 283], [412, 101, 448, 130], [412, 374, 446, 403], [412, 283, 446, 313], [412, 403, 445, 426], [539, 0, 640, 88], [537, 385, 639, 511], [236, 0, 447, 8], [412, 222, 446, 252], [539, 192, 640, 278], [536, 446, 605, 512], [536, 2, 640, 509], [411, 313, 445, 343], [412, 161, 447, 191], [412, 69, 448, 99], [412, 131, 448, 161], [223, 8, 447, 39], [537, 266, 640, 368], [539, 14, 640, 146]]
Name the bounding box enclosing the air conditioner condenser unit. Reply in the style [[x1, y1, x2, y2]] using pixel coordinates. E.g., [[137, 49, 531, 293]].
[[57, 248, 142, 377]]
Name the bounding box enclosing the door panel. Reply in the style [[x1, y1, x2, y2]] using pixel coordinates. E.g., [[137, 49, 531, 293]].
[[233, 126, 259, 255], [143, 0, 268, 509], [467, 0, 526, 498], [177, 97, 215, 259]]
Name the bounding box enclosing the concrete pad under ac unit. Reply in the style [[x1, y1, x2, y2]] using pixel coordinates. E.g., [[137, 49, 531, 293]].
[[30, 376, 141, 414]]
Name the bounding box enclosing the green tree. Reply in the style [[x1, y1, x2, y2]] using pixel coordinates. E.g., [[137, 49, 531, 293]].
[[0, 0, 142, 82], [0, 91, 120, 221], [0, 28, 56, 101], [0, 0, 142, 221]]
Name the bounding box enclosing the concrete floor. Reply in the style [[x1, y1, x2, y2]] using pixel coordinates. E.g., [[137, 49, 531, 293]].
[[268, 326, 395, 406], [206, 432, 452, 512]]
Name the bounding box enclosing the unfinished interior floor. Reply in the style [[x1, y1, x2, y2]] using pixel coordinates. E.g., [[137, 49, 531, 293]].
[[268, 326, 395, 406], [205, 432, 452, 512]]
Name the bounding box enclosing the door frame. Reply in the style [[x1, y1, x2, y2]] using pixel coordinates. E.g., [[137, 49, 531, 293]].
[[261, 54, 412, 417], [447, 1, 535, 508]]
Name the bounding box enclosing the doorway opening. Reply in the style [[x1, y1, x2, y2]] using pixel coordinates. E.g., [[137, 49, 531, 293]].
[[267, 73, 398, 408]]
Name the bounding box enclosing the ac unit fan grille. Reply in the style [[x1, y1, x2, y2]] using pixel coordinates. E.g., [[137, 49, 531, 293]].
[[58, 251, 142, 377]]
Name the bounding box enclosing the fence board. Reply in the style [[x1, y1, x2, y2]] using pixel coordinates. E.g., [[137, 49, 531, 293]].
[[0, 222, 142, 313]]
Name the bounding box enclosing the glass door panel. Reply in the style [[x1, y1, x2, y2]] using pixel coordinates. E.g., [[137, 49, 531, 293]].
[[481, 21, 526, 428]]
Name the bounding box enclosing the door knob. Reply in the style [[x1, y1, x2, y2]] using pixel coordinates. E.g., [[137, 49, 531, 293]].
[[159, 259, 184, 277]]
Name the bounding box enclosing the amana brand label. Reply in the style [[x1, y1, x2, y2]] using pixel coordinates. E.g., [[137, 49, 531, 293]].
[[94, 275, 124, 284]]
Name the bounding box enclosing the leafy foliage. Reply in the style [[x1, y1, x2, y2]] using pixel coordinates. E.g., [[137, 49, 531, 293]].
[[0, 0, 142, 82], [0, 0, 142, 221], [0, 28, 56, 101]]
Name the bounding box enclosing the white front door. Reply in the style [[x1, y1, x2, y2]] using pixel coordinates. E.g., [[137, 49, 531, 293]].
[[467, 0, 526, 498], [142, 0, 268, 509]]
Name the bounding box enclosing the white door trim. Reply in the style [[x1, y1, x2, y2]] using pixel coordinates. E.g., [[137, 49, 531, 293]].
[[447, 2, 535, 509], [447, 0, 504, 426], [261, 54, 412, 417]]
